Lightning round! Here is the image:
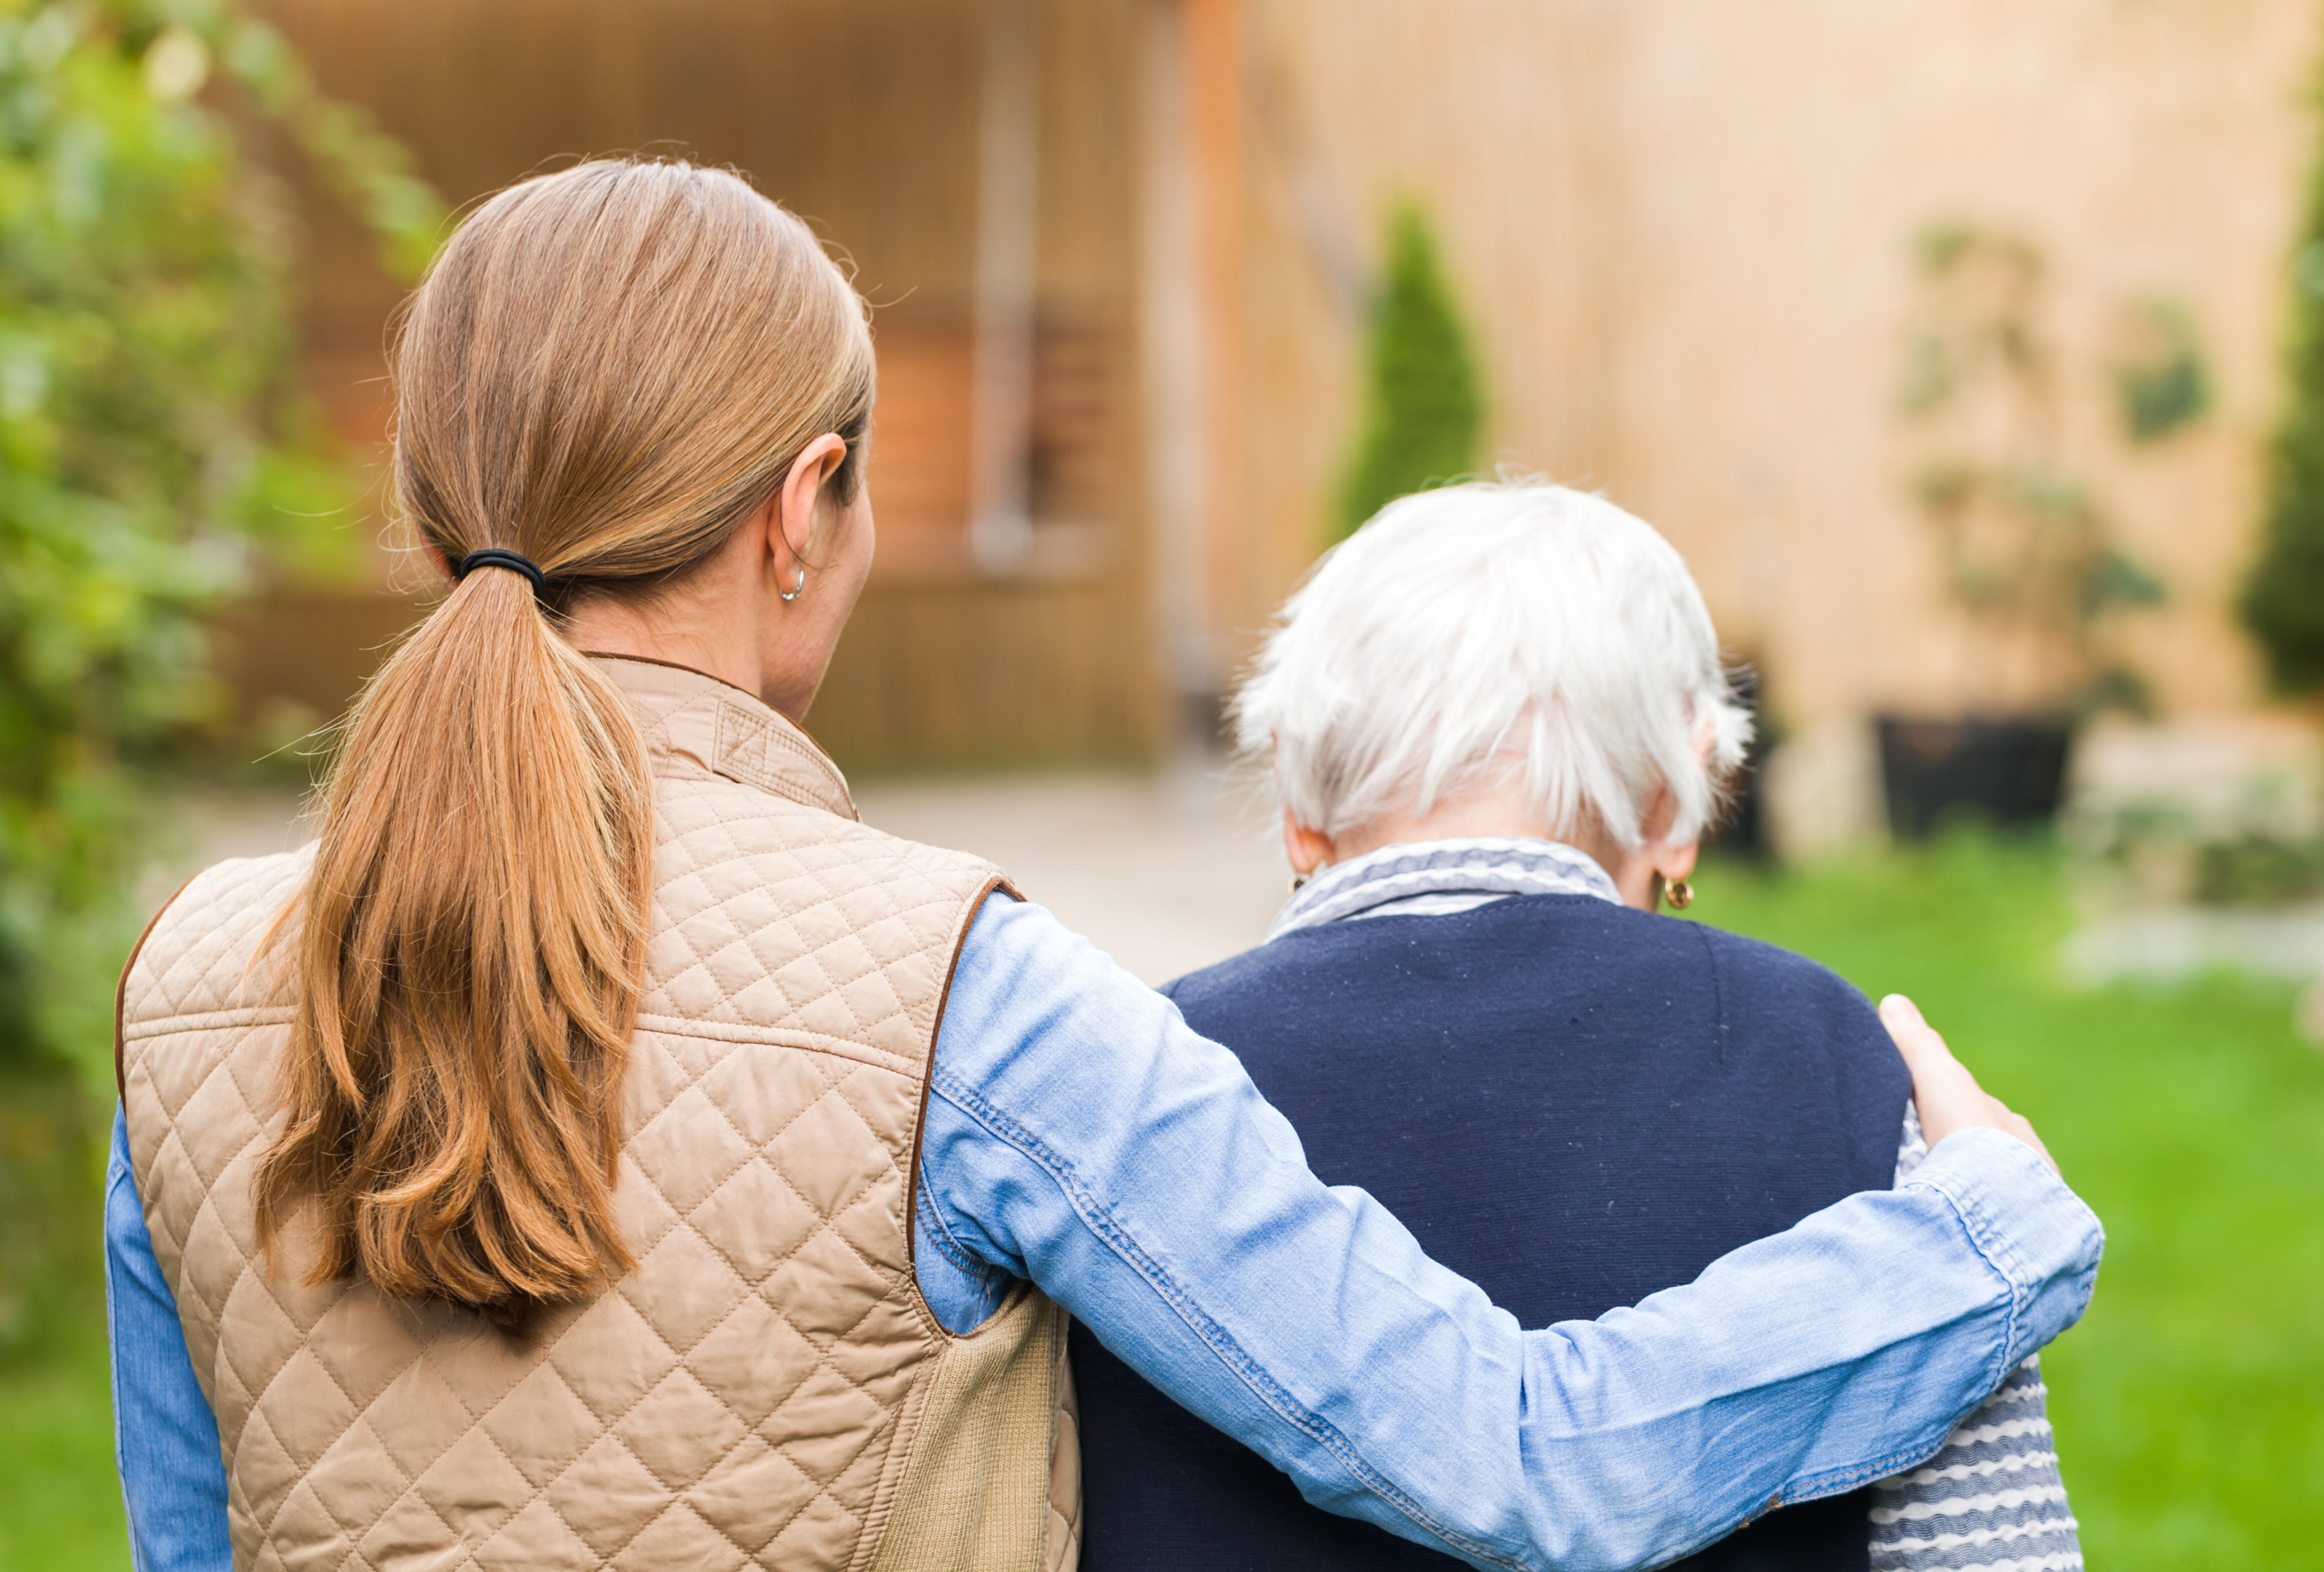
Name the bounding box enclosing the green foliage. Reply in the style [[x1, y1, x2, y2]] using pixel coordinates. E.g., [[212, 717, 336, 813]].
[[1899, 222, 2165, 717], [2111, 298, 2211, 444], [1334, 204, 1483, 542], [0, 1077, 96, 1352], [2240, 109, 2324, 692], [0, 0, 443, 1087]]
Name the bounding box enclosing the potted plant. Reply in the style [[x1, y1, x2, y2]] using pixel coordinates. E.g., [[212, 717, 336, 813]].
[[1883, 224, 2167, 839]]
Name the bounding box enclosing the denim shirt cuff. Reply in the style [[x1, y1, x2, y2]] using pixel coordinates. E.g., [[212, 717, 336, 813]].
[[1899, 1127, 2104, 1366]]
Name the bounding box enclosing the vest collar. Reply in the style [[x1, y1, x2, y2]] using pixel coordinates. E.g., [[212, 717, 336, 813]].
[[586, 653, 859, 821]]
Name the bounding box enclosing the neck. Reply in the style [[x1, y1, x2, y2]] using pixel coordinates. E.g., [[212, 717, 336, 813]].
[[1317, 784, 1673, 913], [564, 592, 769, 705]]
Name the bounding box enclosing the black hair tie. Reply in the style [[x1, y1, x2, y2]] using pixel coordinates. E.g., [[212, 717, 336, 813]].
[[456, 547, 547, 597]]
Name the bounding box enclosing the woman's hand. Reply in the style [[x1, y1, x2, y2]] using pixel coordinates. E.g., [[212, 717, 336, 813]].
[[1879, 994, 2058, 1174]]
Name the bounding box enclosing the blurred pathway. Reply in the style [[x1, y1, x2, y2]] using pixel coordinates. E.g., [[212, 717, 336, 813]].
[[856, 763, 1286, 985], [153, 761, 1289, 988]]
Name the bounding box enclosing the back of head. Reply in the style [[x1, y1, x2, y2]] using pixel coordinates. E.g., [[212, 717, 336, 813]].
[[256, 160, 874, 1333], [1234, 478, 1751, 849]]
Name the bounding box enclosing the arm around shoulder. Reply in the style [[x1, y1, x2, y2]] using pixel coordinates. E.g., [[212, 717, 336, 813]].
[[919, 898, 2105, 1572], [1894, 1126, 2102, 1367]]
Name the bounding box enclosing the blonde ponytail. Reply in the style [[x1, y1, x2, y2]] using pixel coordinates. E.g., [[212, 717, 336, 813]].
[[257, 161, 874, 1332]]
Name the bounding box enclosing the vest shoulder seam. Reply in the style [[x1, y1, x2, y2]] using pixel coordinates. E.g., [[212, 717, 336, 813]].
[[123, 1006, 299, 1042], [652, 771, 998, 867], [631, 1014, 924, 1076]]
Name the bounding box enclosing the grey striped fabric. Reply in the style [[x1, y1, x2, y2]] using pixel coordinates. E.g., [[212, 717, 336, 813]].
[[1267, 836, 1620, 937], [1888, 1113, 2081, 1571], [1869, 1361, 2081, 1571], [1282, 837, 2084, 1572]]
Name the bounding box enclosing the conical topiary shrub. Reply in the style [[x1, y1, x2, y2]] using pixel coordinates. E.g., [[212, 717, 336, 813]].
[[2240, 113, 2324, 692], [1334, 204, 1485, 541]]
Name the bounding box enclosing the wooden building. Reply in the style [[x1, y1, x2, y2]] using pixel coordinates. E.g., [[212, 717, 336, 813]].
[[244, 0, 1177, 769], [240, 0, 2319, 781]]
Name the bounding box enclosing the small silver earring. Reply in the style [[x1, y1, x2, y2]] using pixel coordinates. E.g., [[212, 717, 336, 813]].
[[779, 565, 806, 603]]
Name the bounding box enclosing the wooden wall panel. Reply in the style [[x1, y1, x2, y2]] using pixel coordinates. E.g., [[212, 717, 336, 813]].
[[810, 579, 1155, 766], [234, 0, 1157, 769], [1599, 0, 2318, 726], [1230, 0, 2317, 731], [1228, 0, 1620, 660]]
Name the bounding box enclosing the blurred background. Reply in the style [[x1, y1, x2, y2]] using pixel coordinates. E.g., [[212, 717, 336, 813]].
[[3, 0, 2321, 1566]]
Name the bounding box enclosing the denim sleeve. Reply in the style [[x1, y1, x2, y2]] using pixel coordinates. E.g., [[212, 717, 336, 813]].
[[1870, 1110, 2082, 1568], [104, 1107, 232, 1572], [915, 896, 2104, 1572]]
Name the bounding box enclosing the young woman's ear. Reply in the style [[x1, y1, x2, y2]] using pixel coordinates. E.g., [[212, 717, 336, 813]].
[[774, 433, 851, 565]]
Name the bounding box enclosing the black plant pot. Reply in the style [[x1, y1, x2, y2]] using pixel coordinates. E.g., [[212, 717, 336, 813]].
[[1707, 664, 1776, 860], [1876, 713, 2072, 840]]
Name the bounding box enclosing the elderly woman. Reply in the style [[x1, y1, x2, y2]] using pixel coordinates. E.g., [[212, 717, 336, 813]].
[[1072, 479, 2082, 1571]]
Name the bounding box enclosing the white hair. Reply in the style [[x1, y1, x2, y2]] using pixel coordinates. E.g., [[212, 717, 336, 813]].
[[1233, 478, 1752, 850]]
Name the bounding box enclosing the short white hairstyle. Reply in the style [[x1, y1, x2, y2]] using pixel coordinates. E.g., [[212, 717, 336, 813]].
[[1234, 478, 1752, 849]]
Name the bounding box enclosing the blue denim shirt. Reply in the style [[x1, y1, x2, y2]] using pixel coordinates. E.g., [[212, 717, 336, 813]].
[[108, 894, 2102, 1572]]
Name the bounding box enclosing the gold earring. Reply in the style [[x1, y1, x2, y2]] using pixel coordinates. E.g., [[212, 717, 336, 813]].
[[1663, 878, 1694, 911], [1288, 873, 1308, 894]]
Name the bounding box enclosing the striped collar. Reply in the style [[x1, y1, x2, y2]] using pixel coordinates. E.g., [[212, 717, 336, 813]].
[[1267, 836, 1623, 941]]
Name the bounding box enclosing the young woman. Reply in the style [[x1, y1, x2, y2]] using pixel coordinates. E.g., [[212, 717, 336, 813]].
[[107, 161, 2099, 1572], [1071, 479, 2083, 1571]]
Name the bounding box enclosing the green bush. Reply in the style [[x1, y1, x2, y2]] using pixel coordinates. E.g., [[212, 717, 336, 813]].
[[0, 0, 441, 1370], [0, 1078, 97, 1351], [2240, 79, 2324, 693], [1334, 203, 1484, 542], [0, 0, 440, 1092]]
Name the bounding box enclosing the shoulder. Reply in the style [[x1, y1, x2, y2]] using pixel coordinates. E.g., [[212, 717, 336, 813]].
[[640, 778, 1008, 1052], [1481, 899, 1882, 1040], [1685, 920, 1879, 1027], [153, 844, 314, 934], [652, 770, 1000, 899], [124, 847, 313, 1023], [1681, 924, 1908, 1119], [116, 847, 313, 1100], [1167, 899, 1890, 1057], [1159, 922, 1345, 1015]]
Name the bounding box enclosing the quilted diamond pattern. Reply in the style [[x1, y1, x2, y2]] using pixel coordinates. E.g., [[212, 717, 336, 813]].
[[119, 665, 1075, 1572], [642, 784, 984, 1060]]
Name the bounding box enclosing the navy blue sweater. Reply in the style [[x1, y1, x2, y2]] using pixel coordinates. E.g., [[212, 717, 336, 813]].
[[1071, 894, 1911, 1571]]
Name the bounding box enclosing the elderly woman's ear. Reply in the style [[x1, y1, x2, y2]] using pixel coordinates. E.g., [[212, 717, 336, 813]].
[[1283, 811, 1334, 882], [1594, 782, 1700, 912], [1615, 725, 1716, 911], [1642, 823, 1700, 913]]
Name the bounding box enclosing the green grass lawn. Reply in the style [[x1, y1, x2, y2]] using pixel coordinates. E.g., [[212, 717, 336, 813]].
[[0, 1327, 123, 1571], [3, 836, 2318, 1568], [1691, 836, 2324, 1569]]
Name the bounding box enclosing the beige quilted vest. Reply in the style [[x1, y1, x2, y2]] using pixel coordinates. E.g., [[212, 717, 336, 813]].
[[117, 656, 1082, 1572]]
